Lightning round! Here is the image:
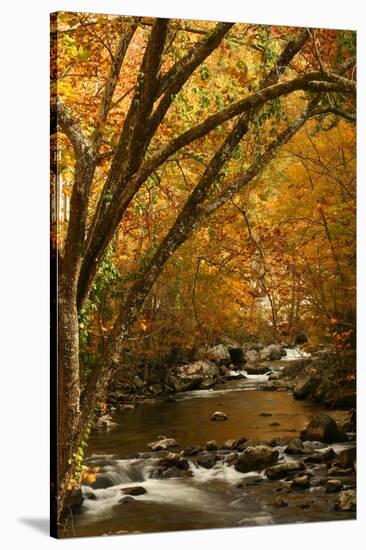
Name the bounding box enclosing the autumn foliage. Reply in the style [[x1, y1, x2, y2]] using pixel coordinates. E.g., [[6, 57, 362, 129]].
[[50, 12, 356, 519]]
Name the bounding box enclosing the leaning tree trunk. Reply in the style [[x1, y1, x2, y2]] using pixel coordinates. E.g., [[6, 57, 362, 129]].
[[56, 269, 82, 522]]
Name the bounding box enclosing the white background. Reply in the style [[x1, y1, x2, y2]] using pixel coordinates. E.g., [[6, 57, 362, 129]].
[[0, 0, 365, 548]]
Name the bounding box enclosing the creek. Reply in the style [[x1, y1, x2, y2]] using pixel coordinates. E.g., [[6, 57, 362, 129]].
[[63, 354, 355, 537]]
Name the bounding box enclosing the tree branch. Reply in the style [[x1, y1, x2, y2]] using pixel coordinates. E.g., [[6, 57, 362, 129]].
[[93, 19, 139, 146]]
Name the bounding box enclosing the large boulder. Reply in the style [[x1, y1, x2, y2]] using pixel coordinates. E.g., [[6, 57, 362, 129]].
[[293, 373, 321, 400], [260, 344, 283, 361], [165, 360, 219, 392], [207, 345, 231, 365], [245, 349, 259, 362], [235, 446, 279, 473], [265, 460, 305, 480], [226, 343, 246, 365], [300, 414, 348, 443]]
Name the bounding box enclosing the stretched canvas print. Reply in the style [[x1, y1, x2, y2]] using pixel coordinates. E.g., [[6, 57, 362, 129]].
[[50, 10, 356, 539]]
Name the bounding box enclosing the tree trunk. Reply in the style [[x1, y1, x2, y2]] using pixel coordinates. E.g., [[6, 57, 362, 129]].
[[56, 273, 81, 522]]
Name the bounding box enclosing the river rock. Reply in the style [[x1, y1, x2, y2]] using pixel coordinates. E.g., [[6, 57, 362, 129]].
[[293, 373, 321, 400], [305, 446, 336, 463], [245, 349, 259, 362], [206, 440, 218, 451], [121, 486, 147, 496], [157, 453, 190, 471], [97, 414, 117, 429], [333, 447, 356, 469], [148, 383, 163, 395], [196, 454, 217, 469], [165, 360, 220, 392], [132, 375, 145, 390], [118, 496, 136, 504], [223, 436, 247, 450], [235, 445, 279, 473], [328, 466, 354, 476], [265, 461, 305, 480], [300, 414, 348, 443], [150, 466, 193, 479], [147, 436, 178, 451], [226, 343, 245, 365], [284, 439, 305, 455], [272, 496, 289, 507], [210, 411, 228, 421], [335, 490, 356, 511], [182, 445, 202, 456], [245, 364, 271, 375], [260, 344, 283, 361], [325, 479, 343, 493], [292, 474, 310, 489], [207, 344, 231, 365]]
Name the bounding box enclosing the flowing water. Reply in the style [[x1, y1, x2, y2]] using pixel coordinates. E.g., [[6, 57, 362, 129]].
[[63, 356, 355, 538]]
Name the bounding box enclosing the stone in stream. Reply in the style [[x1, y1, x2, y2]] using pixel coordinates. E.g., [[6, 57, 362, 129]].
[[325, 479, 343, 493], [181, 445, 202, 456], [245, 364, 271, 375], [245, 350, 259, 362], [223, 436, 248, 450], [234, 446, 279, 473], [259, 412, 272, 417], [327, 466, 354, 477], [210, 411, 228, 421], [223, 452, 239, 465], [293, 373, 321, 400], [300, 414, 348, 443], [265, 461, 305, 480], [147, 436, 178, 451], [333, 447, 356, 469], [292, 474, 310, 489], [206, 344, 231, 365], [272, 496, 289, 507], [304, 446, 336, 464], [226, 343, 246, 365], [259, 344, 282, 361], [150, 465, 193, 479], [284, 439, 305, 455], [118, 496, 136, 504], [206, 440, 218, 451], [165, 360, 220, 392], [196, 454, 218, 469], [121, 486, 147, 496], [96, 414, 117, 429], [334, 490, 356, 511], [157, 453, 190, 471]]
